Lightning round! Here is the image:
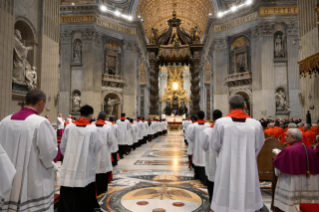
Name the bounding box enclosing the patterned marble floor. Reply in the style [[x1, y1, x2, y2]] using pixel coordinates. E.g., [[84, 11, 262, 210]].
[[55, 130, 272, 212]]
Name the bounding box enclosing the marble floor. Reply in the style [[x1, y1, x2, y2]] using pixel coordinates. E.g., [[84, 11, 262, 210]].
[[55, 130, 272, 212]]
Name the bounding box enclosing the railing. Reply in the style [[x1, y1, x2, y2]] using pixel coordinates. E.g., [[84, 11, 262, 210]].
[[226, 71, 252, 87], [102, 74, 126, 88]]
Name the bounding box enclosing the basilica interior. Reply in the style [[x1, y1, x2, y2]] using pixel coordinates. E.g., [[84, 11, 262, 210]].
[[1, 0, 319, 211]]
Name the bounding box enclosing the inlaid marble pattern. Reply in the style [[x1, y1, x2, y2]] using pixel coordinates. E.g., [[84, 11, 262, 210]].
[[134, 160, 189, 166], [142, 150, 188, 157]]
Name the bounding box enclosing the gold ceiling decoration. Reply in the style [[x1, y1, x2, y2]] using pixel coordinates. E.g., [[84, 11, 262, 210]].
[[136, 0, 214, 40]]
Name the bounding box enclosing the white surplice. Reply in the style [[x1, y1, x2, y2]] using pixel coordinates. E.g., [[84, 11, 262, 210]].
[[186, 123, 195, 155], [59, 124, 103, 187], [200, 127, 218, 182], [116, 119, 132, 145], [109, 123, 119, 153], [57, 117, 65, 129], [187, 122, 210, 167], [95, 125, 114, 174], [274, 169, 319, 212], [211, 117, 265, 212], [0, 144, 16, 209], [0, 115, 58, 212]]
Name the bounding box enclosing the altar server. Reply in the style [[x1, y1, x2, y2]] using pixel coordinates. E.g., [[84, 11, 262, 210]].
[[183, 118, 192, 145], [211, 95, 265, 212], [200, 110, 222, 203], [57, 113, 65, 136], [58, 105, 103, 212], [186, 115, 197, 168], [0, 144, 16, 210], [130, 118, 139, 150], [273, 129, 319, 212], [95, 112, 114, 196], [109, 116, 119, 166], [116, 113, 132, 159], [187, 111, 210, 185], [135, 117, 144, 147], [0, 89, 58, 212]]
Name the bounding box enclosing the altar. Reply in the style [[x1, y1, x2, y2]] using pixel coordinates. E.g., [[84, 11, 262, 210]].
[[165, 115, 183, 131]]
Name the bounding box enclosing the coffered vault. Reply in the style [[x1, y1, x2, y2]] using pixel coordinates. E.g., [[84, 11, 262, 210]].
[[135, 0, 214, 39]]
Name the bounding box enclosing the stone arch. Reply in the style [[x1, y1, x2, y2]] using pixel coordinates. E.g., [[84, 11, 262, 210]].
[[229, 90, 252, 117], [102, 91, 123, 120]]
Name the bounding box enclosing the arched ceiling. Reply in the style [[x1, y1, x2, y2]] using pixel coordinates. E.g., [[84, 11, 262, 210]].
[[136, 0, 214, 40]]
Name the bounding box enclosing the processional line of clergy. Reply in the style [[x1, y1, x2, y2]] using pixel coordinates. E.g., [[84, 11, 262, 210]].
[[0, 89, 168, 212], [182, 95, 319, 212]]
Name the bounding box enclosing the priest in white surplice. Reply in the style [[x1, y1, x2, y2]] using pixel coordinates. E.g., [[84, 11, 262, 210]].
[[187, 111, 210, 185], [116, 113, 132, 159], [200, 109, 222, 203], [0, 144, 16, 210], [58, 105, 103, 212], [210, 95, 265, 212], [109, 116, 119, 166], [0, 89, 58, 212], [95, 112, 114, 196]]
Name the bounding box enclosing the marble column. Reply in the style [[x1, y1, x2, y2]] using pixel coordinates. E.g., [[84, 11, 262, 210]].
[[92, 33, 103, 113], [159, 69, 168, 113], [0, 0, 15, 119], [59, 31, 72, 117], [213, 38, 229, 116], [122, 41, 138, 118]]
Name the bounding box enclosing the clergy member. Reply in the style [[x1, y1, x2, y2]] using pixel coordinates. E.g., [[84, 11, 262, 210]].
[[0, 144, 16, 210], [303, 123, 316, 146], [211, 95, 265, 212], [109, 116, 119, 166], [264, 123, 280, 139], [187, 111, 210, 185], [273, 129, 319, 212], [0, 89, 58, 212], [116, 113, 132, 159], [95, 112, 114, 196], [57, 113, 65, 136], [58, 105, 103, 212], [186, 115, 198, 169], [200, 109, 222, 203]]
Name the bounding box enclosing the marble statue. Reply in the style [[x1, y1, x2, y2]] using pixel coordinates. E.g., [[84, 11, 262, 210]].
[[72, 93, 81, 111], [13, 29, 33, 83], [275, 35, 283, 57], [106, 98, 120, 116], [178, 101, 188, 115], [149, 28, 158, 44], [74, 42, 82, 60], [276, 90, 290, 112], [25, 66, 37, 90]]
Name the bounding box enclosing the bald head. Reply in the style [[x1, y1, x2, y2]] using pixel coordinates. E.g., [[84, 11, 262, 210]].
[[229, 95, 245, 110], [288, 123, 297, 129]]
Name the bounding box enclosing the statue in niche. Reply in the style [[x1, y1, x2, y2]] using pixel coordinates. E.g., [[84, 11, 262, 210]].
[[74, 41, 82, 62], [148, 28, 158, 44], [13, 29, 34, 83], [276, 90, 290, 112], [236, 53, 246, 72], [274, 34, 286, 58], [71, 93, 81, 111], [172, 94, 179, 110], [105, 98, 120, 116], [25, 65, 37, 90]]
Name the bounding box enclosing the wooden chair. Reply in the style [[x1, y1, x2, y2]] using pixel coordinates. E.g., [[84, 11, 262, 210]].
[[257, 137, 285, 181]]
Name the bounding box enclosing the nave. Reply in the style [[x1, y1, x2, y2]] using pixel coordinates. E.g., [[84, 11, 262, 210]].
[[54, 130, 272, 212]]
